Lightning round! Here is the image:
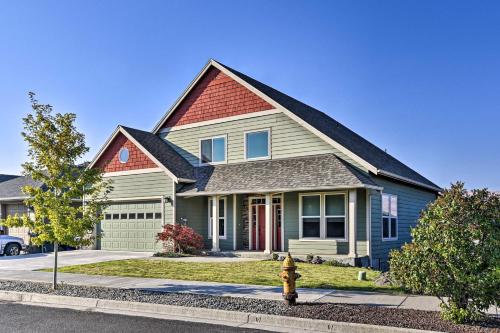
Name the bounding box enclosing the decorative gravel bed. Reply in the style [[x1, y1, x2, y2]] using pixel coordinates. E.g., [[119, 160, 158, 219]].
[[0, 280, 498, 333]]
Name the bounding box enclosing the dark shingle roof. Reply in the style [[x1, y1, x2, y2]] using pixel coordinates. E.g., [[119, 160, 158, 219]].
[[0, 175, 19, 184], [121, 126, 195, 180], [215, 61, 440, 192], [0, 175, 44, 200], [177, 154, 380, 196]]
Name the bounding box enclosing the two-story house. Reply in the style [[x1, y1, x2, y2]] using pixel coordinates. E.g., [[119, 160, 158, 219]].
[[89, 59, 440, 268]]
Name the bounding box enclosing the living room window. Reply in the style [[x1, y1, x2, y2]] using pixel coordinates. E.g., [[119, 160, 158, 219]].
[[382, 193, 398, 240], [325, 194, 347, 239], [299, 193, 347, 240], [245, 129, 270, 160], [208, 197, 226, 239], [200, 135, 226, 165]]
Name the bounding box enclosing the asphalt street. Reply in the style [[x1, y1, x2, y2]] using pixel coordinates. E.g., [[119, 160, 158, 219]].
[[0, 302, 268, 333]]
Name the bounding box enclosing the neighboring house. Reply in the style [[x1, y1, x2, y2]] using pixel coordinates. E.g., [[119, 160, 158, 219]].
[[89, 59, 441, 268], [0, 174, 43, 242]]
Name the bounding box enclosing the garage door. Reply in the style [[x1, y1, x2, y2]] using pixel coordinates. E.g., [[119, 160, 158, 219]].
[[6, 204, 31, 243], [100, 201, 163, 251]]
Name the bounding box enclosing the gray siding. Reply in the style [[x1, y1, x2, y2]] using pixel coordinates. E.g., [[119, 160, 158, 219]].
[[161, 112, 366, 171], [105, 172, 175, 226], [176, 194, 236, 251], [370, 177, 437, 270], [288, 239, 349, 255], [97, 172, 174, 251]]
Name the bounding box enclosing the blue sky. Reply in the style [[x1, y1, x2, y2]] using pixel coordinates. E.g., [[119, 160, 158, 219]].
[[0, 1, 499, 190]]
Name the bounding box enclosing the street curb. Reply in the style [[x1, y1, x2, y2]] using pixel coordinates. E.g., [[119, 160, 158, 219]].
[[0, 290, 439, 333]]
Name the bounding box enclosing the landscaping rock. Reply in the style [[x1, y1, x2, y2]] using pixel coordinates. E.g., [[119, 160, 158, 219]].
[[374, 272, 394, 287], [0, 280, 497, 333], [311, 256, 325, 265]]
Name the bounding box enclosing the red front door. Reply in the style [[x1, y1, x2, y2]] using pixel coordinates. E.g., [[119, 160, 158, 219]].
[[257, 205, 266, 251]]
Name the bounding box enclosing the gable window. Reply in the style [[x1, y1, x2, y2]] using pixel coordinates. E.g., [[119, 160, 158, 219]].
[[382, 194, 398, 240], [200, 136, 226, 165], [245, 129, 270, 160], [300, 193, 347, 240], [208, 197, 226, 239], [119, 148, 129, 163]]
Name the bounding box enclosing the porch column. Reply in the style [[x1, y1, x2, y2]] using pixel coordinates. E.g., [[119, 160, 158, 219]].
[[264, 193, 272, 254], [348, 189, 358, 258], [211, 195, 220, 252], [232, 194, 237, 251]]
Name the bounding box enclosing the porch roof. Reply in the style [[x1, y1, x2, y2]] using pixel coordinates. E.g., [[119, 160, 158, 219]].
[[176, 154, 382, 196]]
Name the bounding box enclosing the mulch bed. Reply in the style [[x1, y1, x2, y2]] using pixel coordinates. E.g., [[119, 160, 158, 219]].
[[0, 280, 498, 333]]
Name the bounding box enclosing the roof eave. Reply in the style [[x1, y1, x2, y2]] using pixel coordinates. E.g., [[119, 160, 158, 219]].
[[377, 169, 442, 193], [176, 184, 383, 197]]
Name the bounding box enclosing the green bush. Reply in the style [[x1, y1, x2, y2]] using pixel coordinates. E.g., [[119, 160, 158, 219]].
[[390, 182, 500, 323]]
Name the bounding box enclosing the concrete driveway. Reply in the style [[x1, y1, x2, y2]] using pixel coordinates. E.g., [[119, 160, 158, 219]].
[[0, 250, 152, 271]]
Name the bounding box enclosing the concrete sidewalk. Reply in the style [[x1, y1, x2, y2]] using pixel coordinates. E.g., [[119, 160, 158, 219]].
[[0, 250, 153, 271], [3, 269, 497, 315]]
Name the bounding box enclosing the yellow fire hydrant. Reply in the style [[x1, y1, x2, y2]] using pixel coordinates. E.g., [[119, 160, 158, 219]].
[[279, 253, 301, 305]]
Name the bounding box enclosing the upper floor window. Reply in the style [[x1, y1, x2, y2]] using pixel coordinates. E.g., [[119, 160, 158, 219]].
[[200, 136, 226, 165], [245, 129, 270, 160], [382, 193, 398, 240]]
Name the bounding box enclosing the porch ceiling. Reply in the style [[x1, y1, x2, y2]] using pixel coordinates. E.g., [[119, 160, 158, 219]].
[[176, 154, 381, 196]]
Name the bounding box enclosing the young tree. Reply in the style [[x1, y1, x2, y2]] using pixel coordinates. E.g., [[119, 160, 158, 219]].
[[390, 182, 500, 323], [0, 93, 111, 289]]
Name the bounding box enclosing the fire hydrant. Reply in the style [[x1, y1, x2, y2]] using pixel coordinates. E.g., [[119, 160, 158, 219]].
[[279, 253, 301, 305]]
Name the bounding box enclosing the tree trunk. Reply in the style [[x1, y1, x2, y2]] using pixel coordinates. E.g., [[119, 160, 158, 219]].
[[52, 241, 58, 290]]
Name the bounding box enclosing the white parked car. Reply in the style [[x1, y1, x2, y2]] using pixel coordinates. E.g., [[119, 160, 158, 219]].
[[0, 235, 26, 256]]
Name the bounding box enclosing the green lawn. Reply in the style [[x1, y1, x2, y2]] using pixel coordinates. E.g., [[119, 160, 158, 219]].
[[49, 259, 398, 292]]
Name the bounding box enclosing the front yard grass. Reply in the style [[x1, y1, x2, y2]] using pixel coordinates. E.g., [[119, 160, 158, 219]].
[[47, 259, 398, 292]]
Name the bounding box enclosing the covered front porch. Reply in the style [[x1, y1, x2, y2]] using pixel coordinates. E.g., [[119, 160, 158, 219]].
[[174, 153, 381, 264], [176, 188, 373, 265]]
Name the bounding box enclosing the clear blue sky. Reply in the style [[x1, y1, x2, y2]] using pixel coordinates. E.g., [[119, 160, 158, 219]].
[[1, 1, 499, 190]]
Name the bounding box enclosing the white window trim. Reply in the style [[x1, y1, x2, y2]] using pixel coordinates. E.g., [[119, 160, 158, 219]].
[[244, 128, 271, 161], [298, 192, 348, 241], [248, 194, 282, 251], [208, 197, 227, 240], [381, 193, 398, 241], [324, 193, 348, 241], [199, 135, 227, 166]]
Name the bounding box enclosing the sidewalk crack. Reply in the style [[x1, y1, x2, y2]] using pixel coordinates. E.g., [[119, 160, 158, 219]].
[[397, 295, 408, 308]]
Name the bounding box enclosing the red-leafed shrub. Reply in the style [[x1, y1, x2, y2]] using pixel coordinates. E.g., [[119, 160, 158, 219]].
[[156, 224, 204, 254]]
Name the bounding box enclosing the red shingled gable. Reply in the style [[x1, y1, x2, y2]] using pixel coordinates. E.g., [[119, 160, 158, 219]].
[[94, 132, 157, 173], [161, 67, 273, 128]]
